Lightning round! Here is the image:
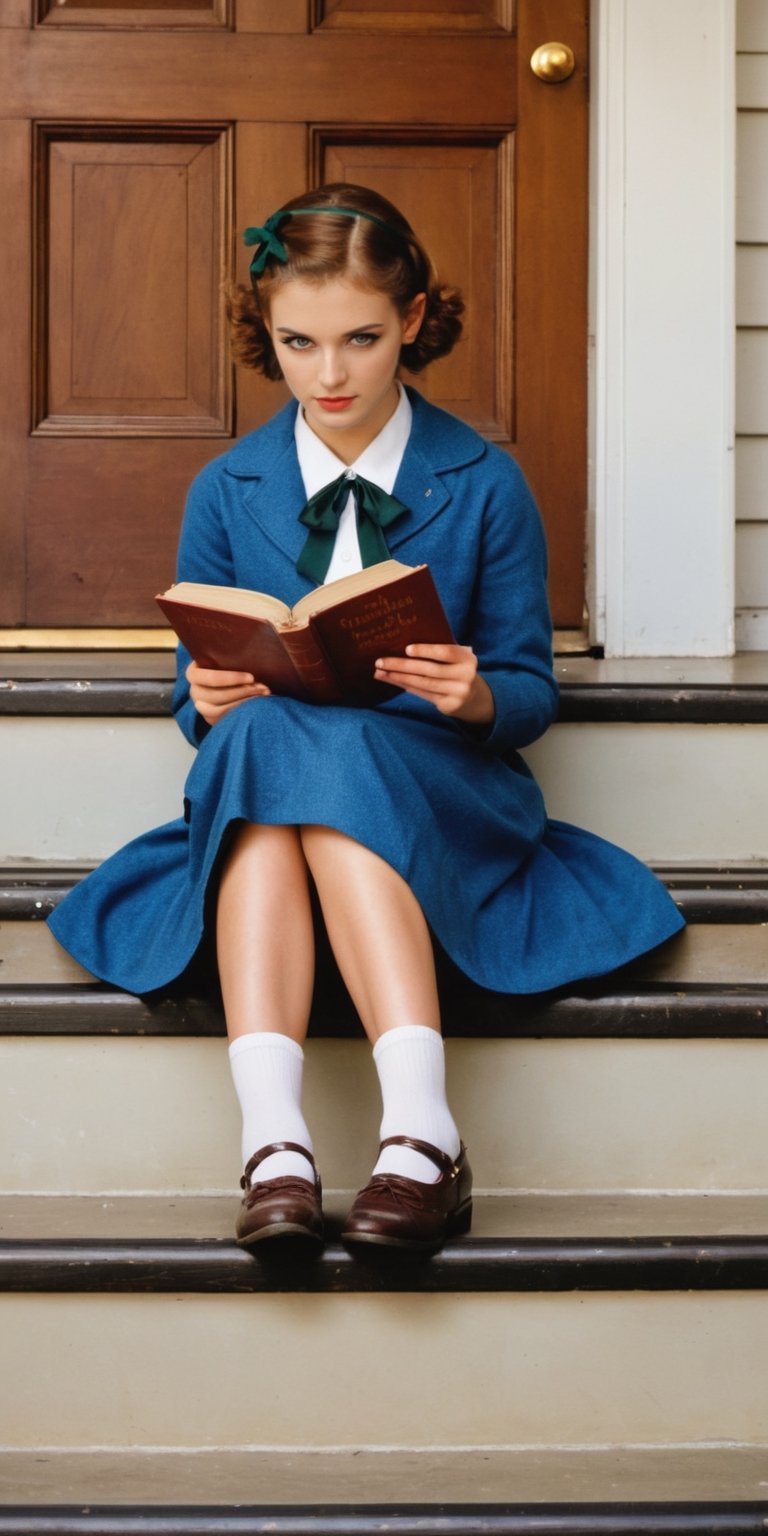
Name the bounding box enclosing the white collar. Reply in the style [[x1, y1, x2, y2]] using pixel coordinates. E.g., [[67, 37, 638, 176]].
[[294, 383, 412, 499]]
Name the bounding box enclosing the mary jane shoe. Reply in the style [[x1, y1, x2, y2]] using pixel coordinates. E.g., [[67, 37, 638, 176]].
[[235, 1140, 323, 1250], [341, 1135, 472, 1254]]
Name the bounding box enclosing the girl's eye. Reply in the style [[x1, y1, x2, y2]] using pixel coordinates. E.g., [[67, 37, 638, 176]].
[[280, 332, 377, 351]]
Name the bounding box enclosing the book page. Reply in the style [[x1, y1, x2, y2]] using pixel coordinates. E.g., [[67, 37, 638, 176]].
[[290, 560, 418, 622], [159, 582, 291, 627]]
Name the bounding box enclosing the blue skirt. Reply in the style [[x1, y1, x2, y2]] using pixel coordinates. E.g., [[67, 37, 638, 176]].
[[48, 697, 684, 996]]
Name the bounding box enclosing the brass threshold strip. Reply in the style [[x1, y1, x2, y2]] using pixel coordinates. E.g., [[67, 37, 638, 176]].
[[553, 629, 592, 655], [0, 629, 176, 652]]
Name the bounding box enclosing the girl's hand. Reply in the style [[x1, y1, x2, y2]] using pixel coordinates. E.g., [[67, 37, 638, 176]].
[[374, 643, 495, 728], [186, 659, 271, 726]]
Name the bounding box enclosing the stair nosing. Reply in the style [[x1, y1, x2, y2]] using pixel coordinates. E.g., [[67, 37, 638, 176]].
[[1, 1502, 768, 1535], [4, 673, 768, 722], [2, 1233, 768, 1292], [4, 865, 768, 924], [1, 981, 767, 1038]]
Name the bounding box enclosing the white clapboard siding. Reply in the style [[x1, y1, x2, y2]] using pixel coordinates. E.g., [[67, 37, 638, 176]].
[[736, 6, 768, 647], [738, 0, 768, 53], [736, 522, 768, 606], [737, 111, 768, 239], [736, 520, 768, 647], [736, 330, 768, 434], [736, 436, 768, 518], [736, 245, 768, 323]]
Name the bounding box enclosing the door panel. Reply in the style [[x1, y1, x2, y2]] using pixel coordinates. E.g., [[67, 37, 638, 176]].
[[0, 0, 588, 629], [37, 128, 231, 436]]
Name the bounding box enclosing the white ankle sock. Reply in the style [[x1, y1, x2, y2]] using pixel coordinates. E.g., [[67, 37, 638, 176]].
[[228, 1032, 315, 1185], [371, 1025, 461, 1184]]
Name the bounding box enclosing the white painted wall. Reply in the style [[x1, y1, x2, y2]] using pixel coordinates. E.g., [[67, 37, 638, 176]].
[[589, 0, 736, 656]]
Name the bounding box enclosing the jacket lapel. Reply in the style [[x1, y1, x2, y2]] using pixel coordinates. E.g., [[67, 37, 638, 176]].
[[387, 389, 486, 551], [240, 449, 309, 567], [224, 402, 310, 567], [387, 447, 452, 550]]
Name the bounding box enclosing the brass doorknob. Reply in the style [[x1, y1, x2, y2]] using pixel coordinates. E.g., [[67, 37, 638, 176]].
[[530, 42, 576, 83]]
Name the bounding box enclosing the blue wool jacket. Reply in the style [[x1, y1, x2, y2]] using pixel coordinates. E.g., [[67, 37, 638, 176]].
[[171, 387, 559, 757]]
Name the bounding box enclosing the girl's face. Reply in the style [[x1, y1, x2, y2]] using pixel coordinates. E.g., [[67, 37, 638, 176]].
[[266, 276, 426, 463]]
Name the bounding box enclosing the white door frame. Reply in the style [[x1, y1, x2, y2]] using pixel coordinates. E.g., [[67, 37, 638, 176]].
[[588, 0, 736, 656]]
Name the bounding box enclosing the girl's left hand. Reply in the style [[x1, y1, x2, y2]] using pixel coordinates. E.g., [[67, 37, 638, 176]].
[[374, 643, 495, 728]]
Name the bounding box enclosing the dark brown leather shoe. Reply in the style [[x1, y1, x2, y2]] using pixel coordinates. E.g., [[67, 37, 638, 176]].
[[341, 1135, 472, 1254], [235, 1141, 323, 1250]]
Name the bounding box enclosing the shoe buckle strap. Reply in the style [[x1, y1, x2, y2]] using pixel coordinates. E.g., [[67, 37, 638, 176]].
[[241, 1141, 318, 1190], [377, 1134, 461, 1181]]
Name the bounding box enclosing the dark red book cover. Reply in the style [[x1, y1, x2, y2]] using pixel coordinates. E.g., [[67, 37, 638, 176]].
[[308, 565, 454, 702], [156, 563, 453, 706]]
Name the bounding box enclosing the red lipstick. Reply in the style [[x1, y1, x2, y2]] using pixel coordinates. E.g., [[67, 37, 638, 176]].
[[316, 397, 354, 412]]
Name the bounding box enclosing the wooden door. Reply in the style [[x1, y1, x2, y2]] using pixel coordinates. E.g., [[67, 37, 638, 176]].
[[0, 0, 588, 632]]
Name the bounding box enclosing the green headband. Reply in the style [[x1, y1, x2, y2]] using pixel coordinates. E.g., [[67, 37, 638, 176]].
[[244, 206, 407, 276]]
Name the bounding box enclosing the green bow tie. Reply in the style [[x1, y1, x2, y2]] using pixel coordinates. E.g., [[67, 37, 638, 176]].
[[297, 471, 410, 584]]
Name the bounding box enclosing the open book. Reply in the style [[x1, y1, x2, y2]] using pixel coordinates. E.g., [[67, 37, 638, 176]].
[[156, 559, 454, 705]]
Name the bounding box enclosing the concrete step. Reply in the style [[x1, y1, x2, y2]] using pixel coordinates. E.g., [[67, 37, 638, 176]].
[[2, 1192, 767, 1290], [3, 912, 768, 1024], [6, 1191, 768, 1241], [2, 656, 768, 865], [5, 653, 768, 720]]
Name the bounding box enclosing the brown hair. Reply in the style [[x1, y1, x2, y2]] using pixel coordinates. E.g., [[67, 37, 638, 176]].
[[227, 183, 464, 379]]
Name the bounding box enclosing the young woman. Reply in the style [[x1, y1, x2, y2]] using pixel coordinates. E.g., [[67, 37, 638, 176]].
[[49, 183, 685, 1256]]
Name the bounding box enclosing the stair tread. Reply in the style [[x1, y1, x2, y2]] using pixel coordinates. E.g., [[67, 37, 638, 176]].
[[2, 1194, 767, 1292], [3, 653, 766, 679], [5, 653, 768, 683], [3, 921, 768, 1043], [5, 864, 768, 926], [2, 1445, 768, 1507], [2, 1192, 767, 1241], [2, 920, 767, 988], [1, 1449, 768, 1511], [4, 652, 768, 724]]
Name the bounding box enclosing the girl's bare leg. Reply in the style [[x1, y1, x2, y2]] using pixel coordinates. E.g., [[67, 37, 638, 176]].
[[217, 821, 314, 1044], [217, 822, 317, 1188], [299, 825, 459, 1184], [299, 823, 440, 1042]]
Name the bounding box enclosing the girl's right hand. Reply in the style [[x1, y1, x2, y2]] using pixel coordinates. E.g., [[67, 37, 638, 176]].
[[186, 659, 271, 726]]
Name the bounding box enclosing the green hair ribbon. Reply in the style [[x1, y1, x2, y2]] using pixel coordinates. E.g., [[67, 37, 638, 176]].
[[244, 206, 405, 276]]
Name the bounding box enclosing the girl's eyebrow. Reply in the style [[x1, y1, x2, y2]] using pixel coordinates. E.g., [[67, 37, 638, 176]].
[[275, 323, 386, 338]]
